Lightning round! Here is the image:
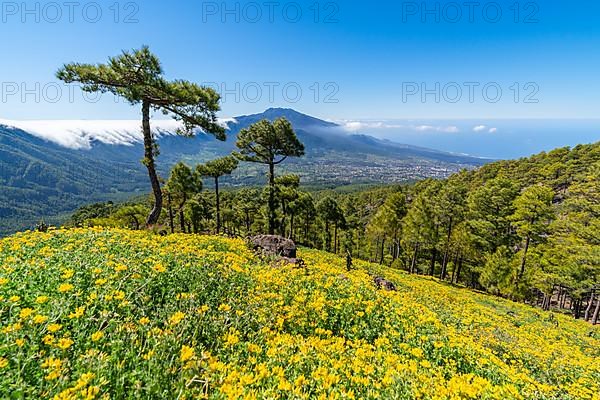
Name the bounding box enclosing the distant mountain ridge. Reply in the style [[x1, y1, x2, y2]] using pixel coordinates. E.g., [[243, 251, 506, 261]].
[[0, 108, 488, 235]]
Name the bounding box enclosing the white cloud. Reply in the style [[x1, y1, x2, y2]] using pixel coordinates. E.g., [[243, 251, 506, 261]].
[[340, 121, 406, 132], [473, 125, 487, 132], [339, 121, 459, 133], [415, 125, 459, 133], [0, 118, 234, 150], [489, 127, 498, 133]]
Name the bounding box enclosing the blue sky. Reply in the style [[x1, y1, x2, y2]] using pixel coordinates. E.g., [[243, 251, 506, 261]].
[[1, 0, 599, 121], [0, 0, 599, 159]]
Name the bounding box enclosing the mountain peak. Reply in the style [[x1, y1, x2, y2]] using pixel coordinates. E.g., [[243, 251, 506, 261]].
[[235, 108, 338, 129]]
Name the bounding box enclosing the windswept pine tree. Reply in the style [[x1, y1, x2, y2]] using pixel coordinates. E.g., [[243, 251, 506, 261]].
[[56, 47, 225, 226]]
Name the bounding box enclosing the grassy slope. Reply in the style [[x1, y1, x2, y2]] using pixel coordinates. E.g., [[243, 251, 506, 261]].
[[0, 229, 598, 399]]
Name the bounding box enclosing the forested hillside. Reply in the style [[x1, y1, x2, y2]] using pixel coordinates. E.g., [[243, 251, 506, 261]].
[[0, 109, 487, 236], [0, 126, 148, 235], [75, 142, 600, 320]]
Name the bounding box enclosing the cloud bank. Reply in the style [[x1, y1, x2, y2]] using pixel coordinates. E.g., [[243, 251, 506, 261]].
[[0, 118, 235, 150]]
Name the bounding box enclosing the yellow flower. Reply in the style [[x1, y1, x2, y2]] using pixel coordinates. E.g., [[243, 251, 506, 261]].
[[115, 264, 128, 272], [56, 338, 74, 350], [9, 295, 20, 302], [69, 306, 85, 319], [48, 323, 62, 333], [143, 350, 155, 360], [91, 331, 104, 342], [43, 335, 55, 345], [225, 332, 240, 347], [33, 314, 49, 324], [42, 357, 62, 381], [0, 277, 9, 285], [113, 291, 126, 300], [139, 317, 150, 325], [153, 264, 166, 273], [19, 308, 35, 319], [197, 305, 210, 315], [0, 357, 8, 369], [278, 378, 292, 391], [61, 269, 74, 279], [41, 357, 62, 369], [411, 347, 424, 359], [294, 375, 307, 388], [180, 345, 195, 362], [35, 296, 49, 304], [169, 312, 186, 326], [15, 338, 25, 347], [247, 343, 262, 353], [45, 370, 61, 381], [1, 322, 22, 334], [95, 279, 108, 286], [58, 283, 74, 293], [218, 304, 232, 312]]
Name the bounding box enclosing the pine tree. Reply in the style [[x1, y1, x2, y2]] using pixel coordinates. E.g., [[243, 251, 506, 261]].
[[166, 162, 202, 233], [196, 156, 239, 234], [57, 47, 224, 226], [511, 185, 555, 284], [234, 118, 305, 234]]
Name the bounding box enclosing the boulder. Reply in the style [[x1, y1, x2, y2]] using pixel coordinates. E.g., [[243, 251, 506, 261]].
[[250, 235, 297, 259], [374, 276, 397, 291]]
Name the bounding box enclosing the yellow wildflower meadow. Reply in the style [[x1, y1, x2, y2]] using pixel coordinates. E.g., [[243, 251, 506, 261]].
[[0, 228, 598, 399]]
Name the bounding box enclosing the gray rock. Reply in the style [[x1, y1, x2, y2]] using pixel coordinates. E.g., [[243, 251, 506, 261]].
[[250, 235, 297, 259], [374, 276, 397, 291]]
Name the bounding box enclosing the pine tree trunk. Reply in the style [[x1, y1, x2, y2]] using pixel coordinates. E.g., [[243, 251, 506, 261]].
[[142, 100, 163, 226], [441, 219, 453, 280], [179, 207, 185, 233], [560, 290, 567, 308], [574, 299, 582, 319], [518, 235, 531, 282], [325, 220, 331, 252], [557, 286, 563, 309], [215, 177, 221, 234], [410, 243, 419, 274], [450, 252, 459, 283], [304, 215, 310, 243], [592, 296, 600, 325], [280, 200, 287, 237], [268, 162, 276, 235], [167, 193, 174, 234], [373, 237, 380, 263], [584, 291, 595, 321], [333, 221, 338, 254], [289, 212, 295, 240], [429, 248, 437, 276], [379, 237, 385, 265], [455, 257, 463, 284], [178, 193, 187, 233]]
